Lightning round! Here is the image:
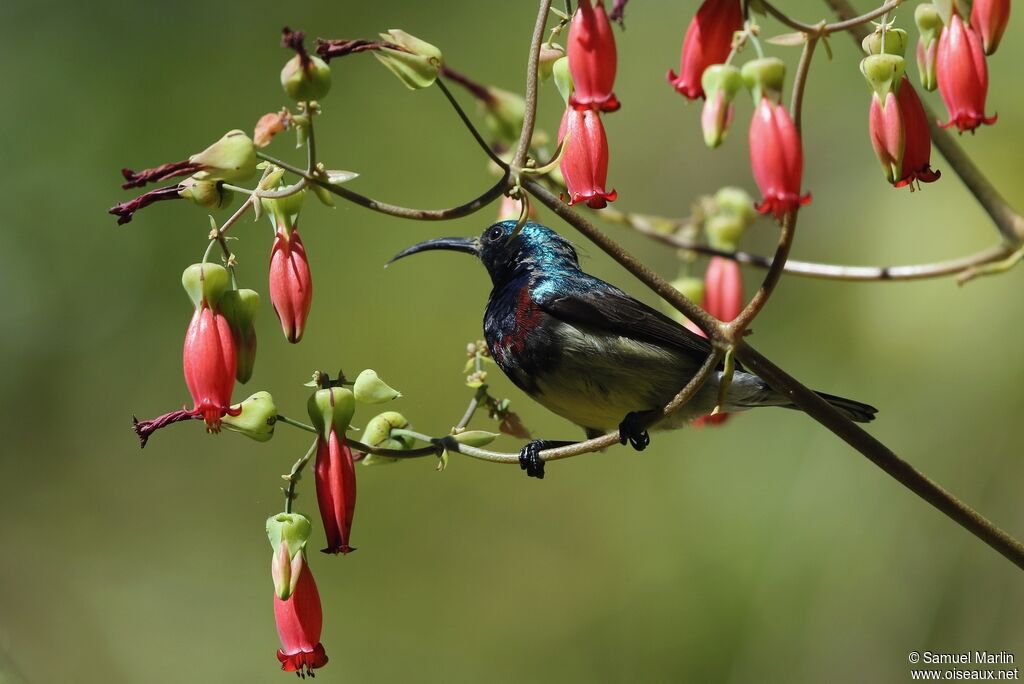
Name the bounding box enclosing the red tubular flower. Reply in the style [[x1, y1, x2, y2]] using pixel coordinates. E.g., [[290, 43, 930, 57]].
[[748, 98, 810, 221], [567, 0, 620, 112], [704, 256, 743, 323], [667, 0, 743, 100], [936, 13, 997, 132], [315, 429, 357, 554], [971, 0, 1010, 55], [558, 107, 617, 208], [183, 304, 237, 431], [868, 91, 905, 185], [269, 227, 313, 343], [274, 559, 328, 675], [894, 77, 941, 188]]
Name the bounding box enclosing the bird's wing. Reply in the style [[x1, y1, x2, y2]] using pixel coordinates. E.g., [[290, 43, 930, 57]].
[[537, 282, 714, 358]]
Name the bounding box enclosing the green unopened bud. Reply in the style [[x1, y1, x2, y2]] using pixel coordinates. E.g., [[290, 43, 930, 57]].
[[281, 54, 332, 102], [552, 56, 573, 104], [712, 187, 757, 226], [860, 54, 906, 98], [706, 215, 747, 251], [915, 3, 944, 37], [266, 512, 311, 599], [862, 28, 909, 57], [374, 30, 443, 89], [702, 64, 744, 103], [222, 391, 276, 441], [260, 188, 307, 231], [361, 411, 414, 466], [741, 57, 786, 102], [189, 130, 257, 183], [219, 289, 260, 383], [182, 263, 230, 310], [539, 43, 565, 81], [353, 369, 402, 404], [308, 386, 356, 438], [451, 430, 499, 447], [482, 87, 526, 145], [178, 177, 233, 210], [671, 277, 706, 305], [932, 0, 954, 24]]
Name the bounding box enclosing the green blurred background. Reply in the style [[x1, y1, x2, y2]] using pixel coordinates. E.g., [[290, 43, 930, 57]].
[[2, 0, 1022, 682]]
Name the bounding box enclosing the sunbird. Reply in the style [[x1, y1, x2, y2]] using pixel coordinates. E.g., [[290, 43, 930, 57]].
[[390, 221, 876, 479]]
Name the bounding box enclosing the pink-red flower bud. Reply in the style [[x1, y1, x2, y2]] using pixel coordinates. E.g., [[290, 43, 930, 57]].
[[915, 4, 943, 90], [269, 227, 313, 344], [868, 91, 906, 185], [748, 99, 810, 221], [558, 107, 617, 208], [567, 0, 620, 112], [936, 13, 997, 132], [668, 0, 743, 100], [893, 77, 941, 188], [700, 65, 743, 148], [183, 305, 237, 431], [315, 429, 357, 554], [704, 256, 743, 324], [971, 0, 1010, 54]]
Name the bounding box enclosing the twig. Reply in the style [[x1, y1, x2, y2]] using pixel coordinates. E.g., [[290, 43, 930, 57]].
[[511, 0, 554, 171]]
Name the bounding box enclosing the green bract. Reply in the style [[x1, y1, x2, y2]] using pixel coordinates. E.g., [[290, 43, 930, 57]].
[[266, 512, 311, 599], [219, 289, 260, 383], [353, 369, 402, 404], [308, 386, 356, 438], [178, 177, 233, 210], [741, 57, 786, 103], [222, 391, 276, 442], [862, 28, 909, 57], [860, 54, 906, 98], [362, 411, 414, 466], [280, 54, 332, 102], [373, 29, 443, 89], [189, 130, 257, 183], [181, 263, 230, 310]]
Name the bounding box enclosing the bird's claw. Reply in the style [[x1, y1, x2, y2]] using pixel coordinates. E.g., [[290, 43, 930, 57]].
[[519, 440, 546, 479], [618, 411, 651, 451]]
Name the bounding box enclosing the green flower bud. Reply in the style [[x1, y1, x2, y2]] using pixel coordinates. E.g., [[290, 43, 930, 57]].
[[712, 187, 757, 226], [219, 289, 260, 383], [451, 430, 499, 447], [702, 64, 744, 102], [222, 391, 276, 441], [280, 54, 332, 102], [361, 411, 414, 466], [741, 57, 786, 102], [862, 28, 909, 57], [483, 87, 526, 146], [266, 512, 311, 599], [860, 53, 906, 98], [178, 177, 234, 210], [671, 277, 706, 305], [353, 369, 402, 404], [916, 3, 944, 37], [181, 263, 230, 310], [706, 215, 747, 251], [552, 56, 573, 104], [189, 130, 257, 183], [308, 386, 356, 438], [539, 43, 565, 82], [374, 30, 443, 89]]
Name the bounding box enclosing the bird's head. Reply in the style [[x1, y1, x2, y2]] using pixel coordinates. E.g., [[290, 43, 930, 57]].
[[389, 220, 580, 285]]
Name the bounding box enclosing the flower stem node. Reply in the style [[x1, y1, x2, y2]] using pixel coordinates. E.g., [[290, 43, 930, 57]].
[[373, 30, 443, 89], [177, 177, 233, 210], [219, 288, 260, 383], [222, 391, 277, 442], [352, 369, 402, 404], [188, 130, 257, 183], [281, 54, 332, 102], [308, 387, 356, 439], [181, 263, 230, 310], [862, 27, 909, 57], [266, 513, 312, 600], [741, 57, 786, 103]]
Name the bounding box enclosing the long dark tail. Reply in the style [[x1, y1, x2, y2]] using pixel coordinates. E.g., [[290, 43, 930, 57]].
[[792, 390, 878, 423]]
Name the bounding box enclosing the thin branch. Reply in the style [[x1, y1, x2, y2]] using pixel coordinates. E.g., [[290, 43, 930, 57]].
[[435, 78, 508, 168], [256, 151, 509, 221], [736, 342, 1024, 570], [824, 0, 1024, 245], [283, 439, 319, 514], [511, 0, 554, 171], [824, 0, 904, 34]]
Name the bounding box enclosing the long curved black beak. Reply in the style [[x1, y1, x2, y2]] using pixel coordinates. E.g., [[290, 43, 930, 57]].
[[387, 236, 481, 265]]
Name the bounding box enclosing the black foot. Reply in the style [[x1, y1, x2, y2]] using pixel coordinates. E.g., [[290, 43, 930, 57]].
[[618, 411, 652, 451], [517, 440, 576, 479]]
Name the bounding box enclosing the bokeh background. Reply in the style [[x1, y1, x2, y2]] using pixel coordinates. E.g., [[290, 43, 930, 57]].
[[2, 0, 1022, 682]]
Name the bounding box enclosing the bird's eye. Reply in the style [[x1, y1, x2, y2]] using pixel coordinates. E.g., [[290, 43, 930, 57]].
[[486, 225, 504, 242]]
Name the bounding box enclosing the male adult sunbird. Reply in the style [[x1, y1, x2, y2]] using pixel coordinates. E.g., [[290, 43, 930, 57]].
[[390, 220, 876, 479]]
